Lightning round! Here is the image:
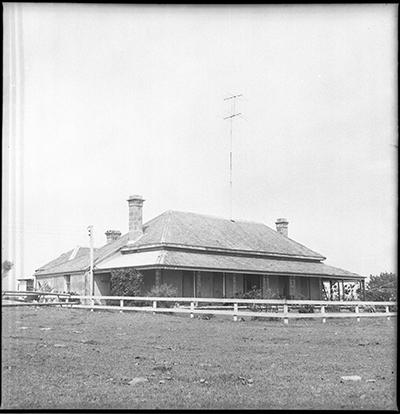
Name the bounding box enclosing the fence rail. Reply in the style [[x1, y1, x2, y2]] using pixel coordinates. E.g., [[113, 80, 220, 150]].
[[2, 291, 396, 324]]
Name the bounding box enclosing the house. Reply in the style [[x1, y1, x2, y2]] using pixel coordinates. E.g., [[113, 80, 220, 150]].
[[17, 278, 34, 291], [34, 195, 366, 300]]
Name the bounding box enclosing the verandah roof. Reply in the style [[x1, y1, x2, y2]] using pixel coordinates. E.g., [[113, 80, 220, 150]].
[[95, 249, 363, 280]]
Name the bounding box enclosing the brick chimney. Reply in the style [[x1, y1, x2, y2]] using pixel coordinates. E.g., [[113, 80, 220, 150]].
[[105, 230, 121, 244], [127, 195, 145, 243], [275, 218, 289, 237]]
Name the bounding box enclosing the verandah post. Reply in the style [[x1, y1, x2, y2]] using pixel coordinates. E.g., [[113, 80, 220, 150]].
[[262, 275, 269, 298], [386, 305, 390, 320], [155, 270, 162, 288], [190, 301, 195, 319], [283, 303, 289, 325], [361, 280, 366, 301], [196, 271, 201, 298], [233, 303, 238, 322]]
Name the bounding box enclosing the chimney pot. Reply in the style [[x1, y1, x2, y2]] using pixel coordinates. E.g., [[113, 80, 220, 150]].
[[105, 230, 121, 244], [127, 195, 145, 243], [275, 218, 289, 237]]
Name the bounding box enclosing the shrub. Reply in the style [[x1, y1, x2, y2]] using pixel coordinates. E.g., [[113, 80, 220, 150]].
[[298, 305, 314, 313], [110, 268, 143, 306], [240, 287, 281, 312], [241, 287, 263, 300], [263, 288, 281, 299]]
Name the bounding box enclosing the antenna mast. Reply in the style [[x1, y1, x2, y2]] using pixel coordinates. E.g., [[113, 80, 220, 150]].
[[224, 94, 242, 220]]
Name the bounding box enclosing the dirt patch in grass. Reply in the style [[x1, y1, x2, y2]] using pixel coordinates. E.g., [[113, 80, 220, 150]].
[[1, 307, 397, 409]]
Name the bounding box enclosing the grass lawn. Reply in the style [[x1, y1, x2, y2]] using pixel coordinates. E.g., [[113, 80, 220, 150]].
[[1, 306, 397, 410]]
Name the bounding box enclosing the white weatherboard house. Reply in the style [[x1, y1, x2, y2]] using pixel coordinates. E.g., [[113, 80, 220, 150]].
[[34, 195, 366, 300]]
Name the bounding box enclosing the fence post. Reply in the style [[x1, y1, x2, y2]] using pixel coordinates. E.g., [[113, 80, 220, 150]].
[[233, 303, 238, 322], [91, 298, 94, 312], [283, 303, 289, 325], [120, 299, 124, 313], [386, 305, 390, 320], [153, 300, 157, 315], [321, 305, 326, 324], [355, 304, 360, 322], [190, 302, 195, 319]]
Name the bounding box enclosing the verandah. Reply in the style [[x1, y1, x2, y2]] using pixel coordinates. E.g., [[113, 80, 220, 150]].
[[110, 268, 366, 301]]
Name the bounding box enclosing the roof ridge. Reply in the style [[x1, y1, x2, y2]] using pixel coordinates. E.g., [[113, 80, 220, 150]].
[[69, 245, 81, 261], [143, 210, 170, 228], [165, 209, 265, 225], [160, 210, 173, 244]]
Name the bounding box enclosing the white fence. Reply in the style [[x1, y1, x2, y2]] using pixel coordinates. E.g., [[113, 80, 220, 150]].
[[3, 291, 395, 324]]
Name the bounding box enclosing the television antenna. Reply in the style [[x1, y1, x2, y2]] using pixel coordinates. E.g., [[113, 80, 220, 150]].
[[224, 94, 242, 220]]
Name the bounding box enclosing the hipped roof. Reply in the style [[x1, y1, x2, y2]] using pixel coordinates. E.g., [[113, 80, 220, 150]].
[[35, 210, 362, 279], [130, 211, 326, 259]]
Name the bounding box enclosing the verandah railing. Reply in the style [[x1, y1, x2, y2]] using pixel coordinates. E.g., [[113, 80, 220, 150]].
[[2, 291, 396, 324]]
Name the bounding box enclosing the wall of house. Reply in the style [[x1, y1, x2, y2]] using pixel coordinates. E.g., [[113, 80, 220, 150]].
[[162, 269, 183, 296], [290, 276, 322, 300], [17, 280, 34, 291], [198, 272, 213, 297], [295, 276, 309, 299], [36, 272, 88, 295], [141, 269, 156, 294], [94, 273, 111, 296], [36, 274, 65, 292], [225, 273, 244, 298], [71, 273, 88, 295], [268, 275, 284, 297], [309, 277, 321, 300], [79, 268, 324, 300], [182, 270, 195, 297]]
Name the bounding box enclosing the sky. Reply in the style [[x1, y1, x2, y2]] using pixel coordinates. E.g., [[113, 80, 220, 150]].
[[3, 4, 397, 288]]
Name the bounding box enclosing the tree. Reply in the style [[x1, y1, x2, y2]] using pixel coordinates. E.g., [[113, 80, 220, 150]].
[[2, 260, 14, 277], [365, 272, 397, 301]]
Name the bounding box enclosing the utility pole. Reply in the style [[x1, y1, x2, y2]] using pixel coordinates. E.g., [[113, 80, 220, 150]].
[[224, 94, 242, 220], [87, 225, 94, 297]]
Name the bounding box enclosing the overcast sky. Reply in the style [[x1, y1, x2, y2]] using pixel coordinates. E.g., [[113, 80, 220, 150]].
[[3, 4, 397, 286]]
